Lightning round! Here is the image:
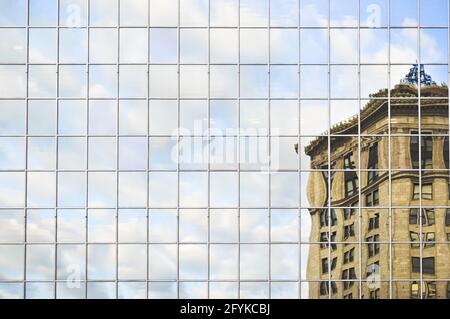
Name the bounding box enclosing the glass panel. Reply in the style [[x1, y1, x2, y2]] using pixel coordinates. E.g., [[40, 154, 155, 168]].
[[118, 172, 147, 208], [0, 245, 24, 280], [89, 100, 117, 135], [240, 66, 269, 99], [89, 28, 118, 63], [0, 66, 26, 98], [59, 29, 87, 63], [211, 0, 239, 27], [270, 0, 298, 27], [57, 210, 86, 243], [28, 101, 55, 135], [210, 244, 238, 280], [59, 65, 87, 98], [420, 0, 448, 26], [57, 172, 86, 207], [118, 209, 147, 242], [0, 0, 27, 26], [119, 65, 148, 98], [179, 209, 208, 242], [240, 29, 268, 64], [58, 137, 86, 170], [149, 28, 178, 64], [149, 65, 178, 98], [210, 65, 238, 98], [120, 28, 148, 63], [118, 244, 146, 280], [87, 244, 116, 280], [149, 172, 177, 207], [210, 172, 238, 208], [29, 28, 57, 63], [0, 173, 25, 208], [148, 244, 177, 279], [300, 0, 328, 27], [0, 137, 25, 170], [330, 0, 358, 27], [28, 137, 56, 170], [119, 137, 147, 170], [26, 245, 55, 280], [210, 28, 238, 64], [28, 65, 57, 98], [270, 65, 298, 99], [119, 100, 147, 135], [180, 172, 208, 208], [180, 0, 209, 26], [270, 29, 298, 64], [0, 210, 24, 243], [0, 29, 26, 63], [88, 172, 116, 207], [89, 65, 118, 99], [179, 244, 208, 279], [240, 0, 269, 27], [390, 0, 417, 26], [0, 100, 26, 135], [88, 209, 116, 243], [90, 0, 118, 26], [88, 137, 116, 170], [60, 0, 87, 27], [180, 65, 208, 98], [149, 209, 178, 242], [29, 0, 58, 26], [27, 173, 56, 208], [210, 209, 238, 242], [57, 244, 85, 280], [150, 0, 178, 27], [26, 209, 55, 242], [120, 0, 148, 26], [149, 100, 178, 135], [149, 137, 177, 170], [240, 244, 269, 280]]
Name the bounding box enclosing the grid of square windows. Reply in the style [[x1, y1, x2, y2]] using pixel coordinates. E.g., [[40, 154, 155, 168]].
[[0, 0, 449, 299]]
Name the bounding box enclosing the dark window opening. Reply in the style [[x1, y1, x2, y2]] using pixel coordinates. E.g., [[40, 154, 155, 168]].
[[412, 257, 435, 275], [369, 289, 380, 299], [344, 248, 355, 264], [319, 209, 328, 227], [367, 143, 379, 183], [444, 136, 449, 169], [368, 214, 380, 231], [344, 202, 358, 220], [320, 281, 337, 296], [344, 223, 355, 240], [365, 189, 379, 207], [321, 258, 328, 274], [409, 208, 435, 226], [342, 268, 356, 289], [344, 153, 358, 197], [411, 135, 433, 169], [367, 235, 380, 257], [446, 209, 450, 226]]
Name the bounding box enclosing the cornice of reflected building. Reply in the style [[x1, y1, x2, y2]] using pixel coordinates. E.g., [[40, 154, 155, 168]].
[[304, 84, 449, 158]]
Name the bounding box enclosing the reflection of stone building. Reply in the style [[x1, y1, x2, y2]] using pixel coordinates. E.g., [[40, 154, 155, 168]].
[[303, 80, 450, 299]]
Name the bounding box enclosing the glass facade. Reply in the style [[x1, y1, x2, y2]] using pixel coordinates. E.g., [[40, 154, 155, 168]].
[[0, 0, 449, 299]]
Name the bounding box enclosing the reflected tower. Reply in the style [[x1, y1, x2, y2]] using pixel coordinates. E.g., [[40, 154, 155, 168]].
[[301, 65, 450, 299]]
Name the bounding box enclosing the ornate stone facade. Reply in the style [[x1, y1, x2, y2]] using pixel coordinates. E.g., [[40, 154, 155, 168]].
[[304, 84, 450, 299]]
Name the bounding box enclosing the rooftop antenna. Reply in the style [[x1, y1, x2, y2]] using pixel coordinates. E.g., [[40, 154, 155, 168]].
[[401, 63, 436, 86]]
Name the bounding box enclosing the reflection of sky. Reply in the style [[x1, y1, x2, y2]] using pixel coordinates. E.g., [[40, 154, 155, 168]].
[[0, 0, 449, 299]]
